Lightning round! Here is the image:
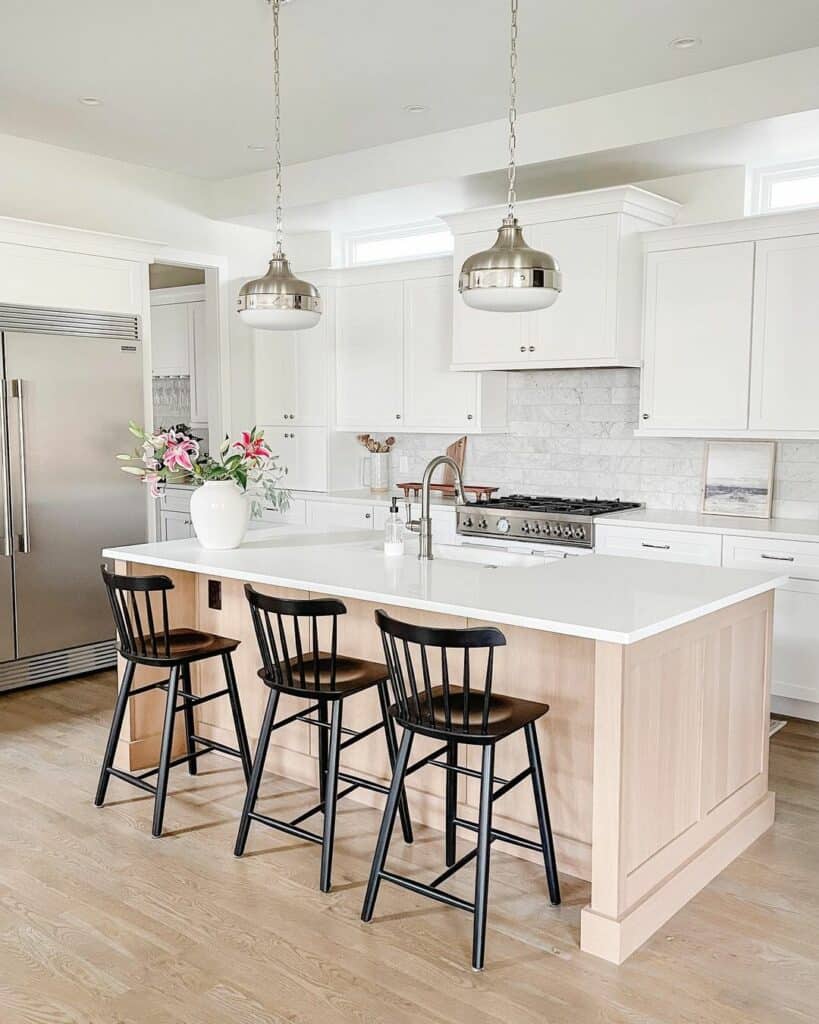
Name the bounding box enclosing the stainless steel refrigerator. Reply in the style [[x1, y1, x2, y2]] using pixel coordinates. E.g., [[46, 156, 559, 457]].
[[0, 305, 146, 692]]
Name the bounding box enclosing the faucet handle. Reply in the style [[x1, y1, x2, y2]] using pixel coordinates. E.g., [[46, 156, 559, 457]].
[[403, 499, 420, 533]]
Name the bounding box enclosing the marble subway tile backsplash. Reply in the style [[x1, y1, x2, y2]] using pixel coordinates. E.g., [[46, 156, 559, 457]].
[[391, 369, 819, 520]]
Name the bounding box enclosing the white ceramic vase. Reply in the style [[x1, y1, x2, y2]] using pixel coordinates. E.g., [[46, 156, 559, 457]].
[[189, 480, 250, 550]]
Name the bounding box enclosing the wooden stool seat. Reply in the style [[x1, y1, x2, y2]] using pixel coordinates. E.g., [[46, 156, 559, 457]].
[[259, 651, 390, 698], [130, 627, 239, 667], [394, 686, 549, 743], [94, 567, 252, 837]]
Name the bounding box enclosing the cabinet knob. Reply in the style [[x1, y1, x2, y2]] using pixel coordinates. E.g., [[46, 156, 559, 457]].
[[642, 413, 649, 420], [528, 345, 535, 352], [520, 345, 526, 353], [365, 512, 371, 519], [395, 413, 401, 420], [466, 414, 473, 421]]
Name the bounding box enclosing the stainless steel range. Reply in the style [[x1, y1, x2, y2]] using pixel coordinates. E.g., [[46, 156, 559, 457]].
[[456, 495, 642, 549]]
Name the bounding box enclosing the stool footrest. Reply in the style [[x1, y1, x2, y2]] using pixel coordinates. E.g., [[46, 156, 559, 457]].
[[247, 810, 323, 845], [453, 816, 543, 853], [378, 870, 474, 914], [189, 734, 245, 759], [336, 770, 391, 796], [105, 766, 158, 795]]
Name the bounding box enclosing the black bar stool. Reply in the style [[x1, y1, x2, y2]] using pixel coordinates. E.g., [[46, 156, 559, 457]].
[[95, 566, 252, 837], [361, 609, 561, 971], [234, 585, 413, 892]]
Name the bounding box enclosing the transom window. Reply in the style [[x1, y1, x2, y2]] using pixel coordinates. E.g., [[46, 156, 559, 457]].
[[749, 160, 819, 215], [343, 222, 453, 267]]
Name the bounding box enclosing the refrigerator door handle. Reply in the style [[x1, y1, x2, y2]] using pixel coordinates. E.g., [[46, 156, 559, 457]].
[[11, 379, 29, 554], [0, 379, 12, 557]]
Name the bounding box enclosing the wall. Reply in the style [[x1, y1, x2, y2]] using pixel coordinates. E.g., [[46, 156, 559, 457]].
[[149, 264, 206, 289], [391, 368, 819, 521]]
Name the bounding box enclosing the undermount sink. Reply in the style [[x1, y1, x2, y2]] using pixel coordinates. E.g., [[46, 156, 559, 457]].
[[431, 543, 546, 568]]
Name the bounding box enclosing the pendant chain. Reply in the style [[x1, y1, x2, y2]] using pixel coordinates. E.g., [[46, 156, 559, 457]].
[[506, 0, 518, 220], [271, 0, 283, 257]]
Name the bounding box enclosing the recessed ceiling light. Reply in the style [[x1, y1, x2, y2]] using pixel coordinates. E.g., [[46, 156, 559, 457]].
[[403, 104, 429, 114], [669, 36, 701, 50], [247, 144, 266, 151], [79, 96, 103, 106]]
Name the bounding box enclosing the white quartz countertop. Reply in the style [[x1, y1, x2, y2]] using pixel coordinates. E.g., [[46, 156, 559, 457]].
[[103, 526, 786, 646], [603, 508, 819, 543]]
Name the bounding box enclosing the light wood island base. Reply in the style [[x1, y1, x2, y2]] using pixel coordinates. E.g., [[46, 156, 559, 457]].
[[114, 560, 775, 964]]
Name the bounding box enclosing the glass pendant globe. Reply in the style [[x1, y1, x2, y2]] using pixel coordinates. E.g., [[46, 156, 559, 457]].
[[237, 307, 321, 330], [462, 285, 560, 313]]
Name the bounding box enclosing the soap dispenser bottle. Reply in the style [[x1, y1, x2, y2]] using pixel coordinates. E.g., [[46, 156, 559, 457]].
[[383, 498, 405, 557]]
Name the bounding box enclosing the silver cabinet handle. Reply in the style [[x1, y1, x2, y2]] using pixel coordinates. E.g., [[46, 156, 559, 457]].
[[642, 413, 650, 420], [642, 542, 670, 550], [364, 512, 371, 519], [520, 346, 526, 353], [467, 414, 473, 421], [0, 380, 11, 557], [12, 380, 29, 554], [761, 553, 795, 562], [528, 345, 535, 352], [395, 413, 401, 420]]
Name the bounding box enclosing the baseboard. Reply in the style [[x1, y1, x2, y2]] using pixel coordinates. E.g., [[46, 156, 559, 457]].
[[771, 695, 819, 723]]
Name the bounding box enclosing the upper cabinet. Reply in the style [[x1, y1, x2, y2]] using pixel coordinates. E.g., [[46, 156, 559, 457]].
[[443, 187, 680, 371], [254, 302, 329, 427], [639, 210, 819, 438], [334, 258, 506, 434], [150, 285, 208, 428]]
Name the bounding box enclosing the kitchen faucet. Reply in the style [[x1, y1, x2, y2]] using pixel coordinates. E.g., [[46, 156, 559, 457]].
[[406, 455, 466, 560]]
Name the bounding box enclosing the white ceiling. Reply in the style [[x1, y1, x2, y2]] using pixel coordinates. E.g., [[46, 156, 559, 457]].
[[2, 0, 819, 180]]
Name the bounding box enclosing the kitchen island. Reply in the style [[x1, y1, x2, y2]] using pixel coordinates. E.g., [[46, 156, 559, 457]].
[[103, 526, 786, 964]]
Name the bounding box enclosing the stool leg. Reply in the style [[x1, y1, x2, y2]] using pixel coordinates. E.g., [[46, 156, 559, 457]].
[[222, 652, 252, 784], [319, 700, 343, 893], [472, 743, 495, 972], [234, 687, 279, 857], [316, 698, 329, 803], [94, 661, 136, 806], [152, 665, 181, 838], [181, 663, 197, 776], [524, 721, 561, 906], [361, 728, 414, 923], [376, 680, 413, 845], [445, 740, 458, 866]]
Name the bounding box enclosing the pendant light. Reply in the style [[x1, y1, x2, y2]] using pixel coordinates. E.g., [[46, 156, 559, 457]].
[[459, 0, 562, 313], [237, 0, 321, 330]]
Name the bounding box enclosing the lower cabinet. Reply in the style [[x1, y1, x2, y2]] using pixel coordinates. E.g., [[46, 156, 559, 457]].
[[307, 500, 375, 530], [160, 509, 194, 541], [598, 522, 819, 715]]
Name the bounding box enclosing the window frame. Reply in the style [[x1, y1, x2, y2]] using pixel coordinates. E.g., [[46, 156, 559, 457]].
[[748, 160, 819, 215], [342, 221, 454, 268]]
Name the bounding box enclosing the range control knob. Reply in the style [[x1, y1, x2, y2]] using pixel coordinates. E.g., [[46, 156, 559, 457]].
[[520, 520, 530, 534], [479, 518, 488, 530], [496, 517, 511, 534], [462, 516, 473, 528], [561, 524, 573, 539], [530, 522, 541, 535], [540, 522, 551, 536], [572, 525, 586, 540]]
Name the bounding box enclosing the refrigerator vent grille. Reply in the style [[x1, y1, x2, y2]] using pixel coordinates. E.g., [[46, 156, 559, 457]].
[[0, 305, 140, 340], [0, 640, 116, 693]]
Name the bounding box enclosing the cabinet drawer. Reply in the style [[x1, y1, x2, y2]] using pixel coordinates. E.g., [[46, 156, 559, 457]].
[[722, 534, 819, 581], [595, 524, 722, 565], [160, 487, 192, 513], [259, 498, 307, 526]]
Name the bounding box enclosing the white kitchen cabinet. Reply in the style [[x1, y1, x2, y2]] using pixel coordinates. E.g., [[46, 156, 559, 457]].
[[595, 523, 723, 565], [451, 230, 526, 368], [336, 280, 404, 430], [307, 500, 375, 530], [254, 312, 328, 427], [151, 301, 190, 376], [160, 509, 194, 541], [444, 186, 679, 371], [640, 242, 754, 432], [749, 234, 819, 432], [273, 426, 329, 493], [334, 259, 507, 433]]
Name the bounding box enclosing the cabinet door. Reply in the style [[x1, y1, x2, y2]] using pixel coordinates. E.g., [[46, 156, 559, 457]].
[[451, 230, 526, 367], [151, 302, 190, 376], [750, 234, 819, 431], [272, 426, 328, 492], [525, 215, 617, 362], [161, 509, 193, 540], [403, 276, 477, 430], [254, 332, 296, 425], [307, 500, 375, 529], [336, 281, 404, 429], [641, 242, 754, 431], [188, 301, 208, 426]]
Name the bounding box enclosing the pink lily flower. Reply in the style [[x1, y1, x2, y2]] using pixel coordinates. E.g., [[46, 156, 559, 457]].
[[233, 431, 272, 462], [163, 437, 199, 473]]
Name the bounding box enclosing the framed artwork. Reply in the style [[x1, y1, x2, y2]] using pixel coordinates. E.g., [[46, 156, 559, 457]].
[[701, 440, 775, 519]]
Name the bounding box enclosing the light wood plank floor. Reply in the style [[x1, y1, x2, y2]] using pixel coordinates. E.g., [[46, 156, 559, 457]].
[[0, 674, 817, 1024]]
